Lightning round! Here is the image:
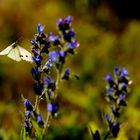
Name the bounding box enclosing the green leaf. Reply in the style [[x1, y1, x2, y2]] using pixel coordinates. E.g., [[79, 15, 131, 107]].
[[19, 126, 26, 140], [32, 120, 43, 140]]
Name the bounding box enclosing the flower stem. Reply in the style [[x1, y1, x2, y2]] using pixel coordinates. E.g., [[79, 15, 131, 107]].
[[103, 131, 110, 140], [42, 67, 61, 135], [43, 112, 51, 135], [34, 95, 39, 111]]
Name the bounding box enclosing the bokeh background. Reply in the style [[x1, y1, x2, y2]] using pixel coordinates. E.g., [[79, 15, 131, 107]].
[[0, 0, 140, 139]]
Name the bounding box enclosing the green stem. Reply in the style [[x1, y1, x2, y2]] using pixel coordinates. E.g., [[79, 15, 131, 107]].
[[42, 67, 61, 136], [103, 131, 110, 140], [34, 95, 39, 111], [43, 112, 51, 135]]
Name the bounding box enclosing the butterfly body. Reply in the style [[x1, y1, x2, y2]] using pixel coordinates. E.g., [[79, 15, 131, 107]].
[[0, 42, 33, 62]]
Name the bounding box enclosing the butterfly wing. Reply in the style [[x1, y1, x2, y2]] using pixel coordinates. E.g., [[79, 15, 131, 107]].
[[0, 43, 21, 61], [0, 45, 13, 55], [7, 46, 21, 61], [18, 46, 33, 62]]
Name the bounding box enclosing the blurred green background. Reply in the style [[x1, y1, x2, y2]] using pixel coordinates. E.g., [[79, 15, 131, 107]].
[[0, 0, 140, 139]]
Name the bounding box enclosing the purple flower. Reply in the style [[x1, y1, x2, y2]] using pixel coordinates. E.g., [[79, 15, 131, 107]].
[[56, 18, 63, 26], [49, 32, 60, 46], [118, 94, 127, 106], [57, 16, 72, 31], [32, 48, 40, 56], [24, 99, 33, 111], [111, 106, 120, 117], [31, 67, 40, 81], [121, 67, 128, 77], [67, 28, 75, 37], [68, 39, 79, 49], [62, 68, 70, 80], [32, 55, 42, 63], [114, 66, 119, 75], [49, 32, 58, 41], [48, 51, 58, 62], [31, 39, 38, 47], [44, 76, 51, 85], [23, 121, 30, 132], [63, 29, 75, 42], [105, 74, 114, 87], [37, 24, 44, 34], [106, 88, 114, 95], [111, 123, 120, 138], [65, 16, 72, 24], [104, 114, 109, 121], [58, 50, 66, 63], [25, 110, 31, 119], [47, 103, 59, 115], [43, 59, 52, 71], [92, 130, 101, 140], [33, 83, 44, 95], [44, 76, 56, 91], [37, 114, 44, 126], [41, 41, 50, 54]]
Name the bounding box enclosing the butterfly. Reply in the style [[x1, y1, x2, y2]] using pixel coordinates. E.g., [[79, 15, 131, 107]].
[[0, 42, 33, 62]]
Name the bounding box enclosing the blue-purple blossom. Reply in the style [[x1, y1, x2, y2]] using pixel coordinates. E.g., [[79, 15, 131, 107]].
[[104, 114, 109, 121], [41, 41, 50, 53], [43, 59, 52, 70], [65, 16, 72, 24], [56, 18, 63, 26], [32, 55, 42, 63], [25, 110, 31, 119], [62, 68, 70, 80], [111, 106, 120, 117], [57, 16, 72, 31], [105, 74, 114, 86], [44, 76, 51, 85], [31, 39, 38, 47], [92, 130, 101, 140], [118, 94, 127, 106], [24, 99, 33, 111], [31, 67, 40, 81], [33, 83, 44, 95], [106, 88, 114, 95], [120, 67, 128, 77], [58, 50, 66, 63], [68, 39, 79, 49], [63, 29, 75, 42], [58, 50, 65, 58], [44, 76, 56, 91], [56, 16, 72, 26], [47, 103, 58, 113], [37, 114, 44, 126], [111, 123, 120, 138], [68, 28, 75, 37], [48, 51, 58, 62], [49, 32, 59, 42], [114, 66, 119, 75], [37, 24, 44, 34], [23, 121, 30, 132], [49, 32, 60, 46], [119, 94, 126, 101]]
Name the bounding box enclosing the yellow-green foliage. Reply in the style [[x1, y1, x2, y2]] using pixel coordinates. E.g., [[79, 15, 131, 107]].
[[0, 0, 140, 139]]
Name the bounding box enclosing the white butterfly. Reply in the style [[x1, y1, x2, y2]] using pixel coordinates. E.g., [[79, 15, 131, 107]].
[[0, 42, 33, 62]]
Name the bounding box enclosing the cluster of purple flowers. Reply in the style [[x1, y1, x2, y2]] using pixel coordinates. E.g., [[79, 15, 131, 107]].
[[22, 16, 79, 138], [92, 67, 132, 140]]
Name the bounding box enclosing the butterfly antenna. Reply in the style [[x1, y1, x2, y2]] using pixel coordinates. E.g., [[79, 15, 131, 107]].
[[15, 36, 23, 44]]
